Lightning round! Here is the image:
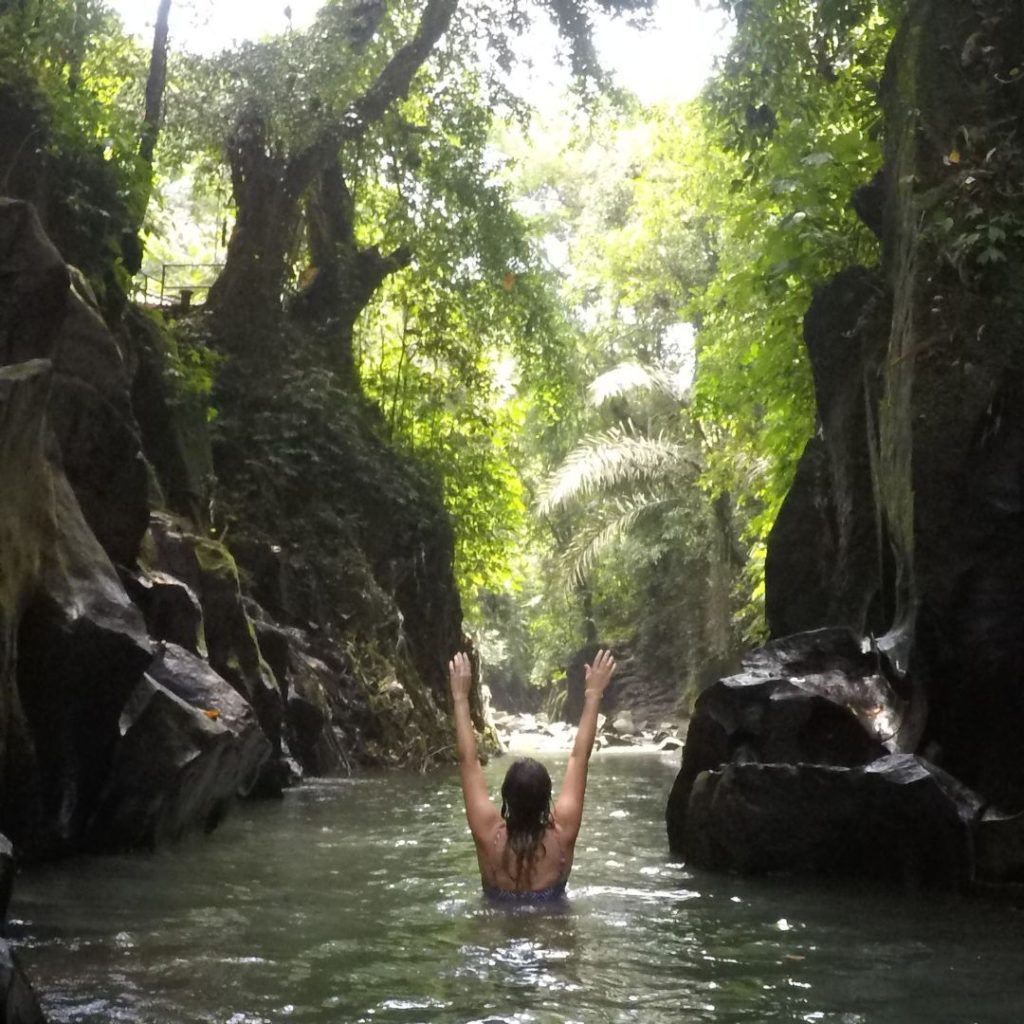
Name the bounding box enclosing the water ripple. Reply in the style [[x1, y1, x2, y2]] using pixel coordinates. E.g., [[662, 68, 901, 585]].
[[11, 755, 1024, 1023]]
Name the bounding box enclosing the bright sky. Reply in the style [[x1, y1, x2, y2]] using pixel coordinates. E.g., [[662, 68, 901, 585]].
[[109, 0, 731, 105]]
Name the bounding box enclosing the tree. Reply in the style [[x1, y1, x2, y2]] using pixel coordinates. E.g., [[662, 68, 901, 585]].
[[203, 0, 457, 366], [133, 0, 172, 234], [156, 0, 658, 377], [0, 0, 149, 289], [538, 360, 745, 696]]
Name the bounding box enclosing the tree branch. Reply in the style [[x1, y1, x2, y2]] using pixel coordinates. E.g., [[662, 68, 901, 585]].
[[286, 0, 458, 195], [345, 0, 459, 134]]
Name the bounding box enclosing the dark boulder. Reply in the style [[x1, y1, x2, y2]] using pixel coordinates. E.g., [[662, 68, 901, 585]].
[[0, 834, 46, 1022], [0, 199, 148, 567], [148, 642, 271, 794], [122, 568, 206, 656], [0, 941, 46, 1024], [976, 808, 1024, 885], [253, 621, 352, 776], [86, 644, 271, 850], [667, 628, 919, 852], [143, 515, 282, 750], [0, 835, 11, 926], [285, 646, 351, 776], [0, 360, 152, 859], [192, 539, 282, 751], [682, 755, 980, 891]]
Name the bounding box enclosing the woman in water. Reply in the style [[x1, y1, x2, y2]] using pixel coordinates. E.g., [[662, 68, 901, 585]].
[[448, 649, 616, 901]]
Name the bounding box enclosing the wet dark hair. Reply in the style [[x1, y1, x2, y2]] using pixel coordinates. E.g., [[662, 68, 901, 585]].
[[500, 757, 552, 883]]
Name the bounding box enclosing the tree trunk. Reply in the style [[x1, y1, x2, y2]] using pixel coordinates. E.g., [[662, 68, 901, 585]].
[[206, 108, 302, 348], [207, 0, 457, 365], [295, 160, 410, 387], [139, 0, 171, 168], [128, 0, 172, 251]]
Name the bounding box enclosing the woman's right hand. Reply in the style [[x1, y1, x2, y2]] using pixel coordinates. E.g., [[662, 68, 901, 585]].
[[448, 651, 473, 701], [584, 649, 616, 696]]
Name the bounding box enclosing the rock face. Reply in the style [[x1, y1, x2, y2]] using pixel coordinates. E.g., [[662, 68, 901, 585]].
[[872, 0, 1024, 813], [0, 190, 467, 873], [0, 199, 149, 567], [670, 0, 1024, 890], [766, 268, 892, 639], [684, 756, 979, 890], [123, 307, 214, 522], [0, 359, 153, 859], [562, 643, 679, 729], [770, 0, 1024, 811], [0, 360, 269, 859], [0, 836, 47, 1023], [207, 353, 467, 766]]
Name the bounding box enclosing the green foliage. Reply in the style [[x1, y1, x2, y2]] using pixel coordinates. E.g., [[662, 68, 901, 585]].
[[531, 354, 745, 702], [687, 0, 895, 617], [499, 100, 712, 377], [159, 4, 398, 174], [162, 313, 224, 410], [349, 60, 583, 601], [538, 358, 710, 574], [7, 0, 910, 705], [0, 0, 149, 288]]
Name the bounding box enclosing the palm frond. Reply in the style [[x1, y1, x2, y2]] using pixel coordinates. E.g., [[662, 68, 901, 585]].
[[560, 493, 679, 588], [538, 424, 700, 516], [588, 362, 684, 408]]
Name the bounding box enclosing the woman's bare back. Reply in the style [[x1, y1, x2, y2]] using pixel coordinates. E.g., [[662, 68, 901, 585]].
[[475, 818, 575, 893]]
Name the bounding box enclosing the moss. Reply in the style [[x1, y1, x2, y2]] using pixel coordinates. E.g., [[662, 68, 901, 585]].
[[194, 538, 238, 577]]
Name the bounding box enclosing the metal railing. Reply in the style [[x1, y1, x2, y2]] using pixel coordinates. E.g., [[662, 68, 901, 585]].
[[133, 262, 225, 307]]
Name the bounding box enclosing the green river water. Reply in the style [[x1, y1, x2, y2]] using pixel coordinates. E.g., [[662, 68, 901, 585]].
[[10, 749, 1024, 1023]]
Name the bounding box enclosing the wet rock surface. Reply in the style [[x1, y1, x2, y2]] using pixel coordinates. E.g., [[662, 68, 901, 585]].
[[0, 197, 466, 880], [666, 627, 916, 855], [684, 755, 979, 890], [0, 942, 47, 1024], [668, 628, 1024, 891], [0, 833, 46, 1023], [0, 360, 153, 859]]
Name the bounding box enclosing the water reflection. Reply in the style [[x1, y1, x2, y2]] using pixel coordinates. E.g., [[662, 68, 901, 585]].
[[11, 753, 1024, 1022]]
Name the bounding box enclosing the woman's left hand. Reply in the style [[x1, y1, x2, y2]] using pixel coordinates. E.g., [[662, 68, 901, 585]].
[[448, 651, 473, 700]]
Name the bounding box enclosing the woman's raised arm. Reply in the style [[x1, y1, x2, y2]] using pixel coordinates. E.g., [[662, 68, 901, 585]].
[[553, 649, 616, 842], [449, 652, 502, 842]]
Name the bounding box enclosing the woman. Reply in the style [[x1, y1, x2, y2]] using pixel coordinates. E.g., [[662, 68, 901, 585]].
[[448, 649, 616, 901]]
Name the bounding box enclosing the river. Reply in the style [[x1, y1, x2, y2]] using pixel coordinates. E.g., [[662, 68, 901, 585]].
[[10, 749, 1024, 1023]]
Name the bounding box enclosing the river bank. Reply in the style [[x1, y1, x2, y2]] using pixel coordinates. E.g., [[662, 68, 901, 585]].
[[490, 707, 685, 756]]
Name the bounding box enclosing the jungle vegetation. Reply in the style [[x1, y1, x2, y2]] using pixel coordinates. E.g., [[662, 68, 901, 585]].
[[0, 0, 901, 704]]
